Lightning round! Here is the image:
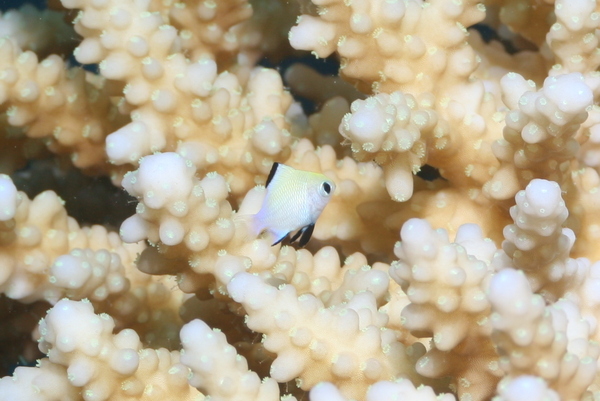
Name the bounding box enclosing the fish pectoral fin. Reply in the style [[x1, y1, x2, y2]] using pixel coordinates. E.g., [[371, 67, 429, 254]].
[[297, 224, 315, 247]]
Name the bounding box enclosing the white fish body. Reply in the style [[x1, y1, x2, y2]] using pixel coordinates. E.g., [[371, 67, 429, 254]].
[[252, 163, 336, 246]]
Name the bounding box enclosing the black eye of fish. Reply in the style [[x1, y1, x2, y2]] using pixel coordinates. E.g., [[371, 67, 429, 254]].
[[322, 182, 331, 194]]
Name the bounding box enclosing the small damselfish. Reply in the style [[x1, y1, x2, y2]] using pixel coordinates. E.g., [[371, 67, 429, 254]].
[[251, 162, 336, 247]]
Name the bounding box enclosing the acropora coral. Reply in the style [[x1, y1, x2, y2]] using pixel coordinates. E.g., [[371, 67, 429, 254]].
[[1, 0, 600, 400]]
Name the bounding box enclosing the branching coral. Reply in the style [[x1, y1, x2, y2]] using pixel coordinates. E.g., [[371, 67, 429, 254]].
[[227, 271, 424, 398], [0, 36, 123, 172], [30, 299, 200, 400], [489, 269, 599, 400], [4, 0, 600, 400], [484, 73, 593, 201], [390, 218, 499, 400], [180, 318, 282, 401], [339, 91, 442, 201]]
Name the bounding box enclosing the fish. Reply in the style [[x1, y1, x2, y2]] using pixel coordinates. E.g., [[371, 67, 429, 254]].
[[251, 162, 336, 247]]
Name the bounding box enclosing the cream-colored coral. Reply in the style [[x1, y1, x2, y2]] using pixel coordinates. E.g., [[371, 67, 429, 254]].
[[302, 96, 353, 154], [493, 375, 560, 401], [390, 218, 499, 400], [488, 269, 599, 400], [0, 359, 80, 401], [44, 248, 129, 304], [0, 174, 17, 221], [309, 379, 456, 401], [37, 299, 203, 401], [339, 91, 445, 201], [545, 0, 600, 75], [6, 0, 600, 401], [484, 73, 593, 200], [290, 0, 509, 201], [227, 271, 425, 399], [118, 142, 400, 291], [0, 184, 139, 303], [0, 37, 121, 171], [62, 0, 295, 193], [0, 5, 75, 58], [120, 152, 233, 251], [289, 0, 485, 94], [180, 319, 288, 401], [498, 179, 573, 292], [0, 175, 185, 346], [167, 0, 253, 62], [569, 166, 600, 260]]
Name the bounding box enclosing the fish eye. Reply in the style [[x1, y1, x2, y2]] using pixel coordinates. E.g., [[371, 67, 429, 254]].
[[321, 182, 332, 195]]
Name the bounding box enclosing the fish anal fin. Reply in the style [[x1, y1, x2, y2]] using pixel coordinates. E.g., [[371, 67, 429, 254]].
[[271, 224, 315, 247], [288, 228, 303, 243], [265, 162, 280, 188], [298, 224, 315, 247]]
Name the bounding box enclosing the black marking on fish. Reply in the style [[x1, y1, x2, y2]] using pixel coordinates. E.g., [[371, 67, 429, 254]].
[[288, 228, 303, 243], [271, 224, 315, 247], [265, 162, 279, 188], [298, 224, 315, 247]]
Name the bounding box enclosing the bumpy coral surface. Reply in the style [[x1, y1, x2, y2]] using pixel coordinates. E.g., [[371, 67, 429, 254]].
[[3, 0, 600, 400]]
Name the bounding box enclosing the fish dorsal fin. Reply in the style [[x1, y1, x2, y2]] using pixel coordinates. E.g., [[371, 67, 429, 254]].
[[265, 162, 280, 188]]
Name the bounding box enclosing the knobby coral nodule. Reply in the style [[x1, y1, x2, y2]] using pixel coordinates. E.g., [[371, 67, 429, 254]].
[[1, 1, 600, 401]]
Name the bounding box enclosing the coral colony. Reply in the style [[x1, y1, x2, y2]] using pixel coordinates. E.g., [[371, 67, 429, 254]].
[[2, 0, 600, 400]]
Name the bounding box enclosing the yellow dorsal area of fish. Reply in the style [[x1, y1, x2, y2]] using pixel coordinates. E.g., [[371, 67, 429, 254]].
[[252, 163, 336, 246]]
